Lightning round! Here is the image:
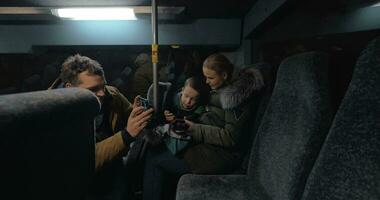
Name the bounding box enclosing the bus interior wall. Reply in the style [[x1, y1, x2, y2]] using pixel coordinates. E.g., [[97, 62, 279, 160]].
[[259, 29, 380, 112], [0, 45, 225, 96]]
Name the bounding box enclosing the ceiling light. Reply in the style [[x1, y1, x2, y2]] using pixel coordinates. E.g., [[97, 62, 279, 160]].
[[371, 2, 380, 7], [171, 45, 181, 49], [51, 7, 137, 20]]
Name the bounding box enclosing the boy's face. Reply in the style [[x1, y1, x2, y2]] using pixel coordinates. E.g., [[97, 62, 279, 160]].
[[180, 85, 200, 109]]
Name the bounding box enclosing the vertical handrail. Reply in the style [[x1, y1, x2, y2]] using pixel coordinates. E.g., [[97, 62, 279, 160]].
[[151, 0, 159, 114]]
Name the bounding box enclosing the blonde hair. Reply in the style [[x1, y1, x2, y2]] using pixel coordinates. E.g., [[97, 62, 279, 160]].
[[203, 53, 234, 81]]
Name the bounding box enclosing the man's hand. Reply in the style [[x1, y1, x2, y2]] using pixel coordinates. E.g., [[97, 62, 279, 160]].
[[126, 106, 154, 137], [164, 110, 175, 123], [132, 95, 142, 109]]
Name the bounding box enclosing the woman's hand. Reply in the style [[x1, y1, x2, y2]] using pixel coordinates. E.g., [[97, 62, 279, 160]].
[[164, 110, 175, 123], [184, 118, 195, 132]]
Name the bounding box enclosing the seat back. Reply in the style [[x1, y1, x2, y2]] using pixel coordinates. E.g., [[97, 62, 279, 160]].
[[249, 62, 276, 145], [301, 37, 380, 200], [248, 52, 333, 199], [236, 62, 275, 173], [0, 88, 99, 200]]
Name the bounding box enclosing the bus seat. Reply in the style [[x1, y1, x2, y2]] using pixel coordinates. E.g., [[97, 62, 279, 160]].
[[176, 51, 333, 200], [42, 61, 61, 89], [0, 88, 99, 200], [301, 37, 380, 200], [0, 86, 19, 95], [120, 66, 133, 81], [236, 62, 275, 174], [21, 74, 42, 92], [124, 82, 172, 165], [110, 66, 136, 98]]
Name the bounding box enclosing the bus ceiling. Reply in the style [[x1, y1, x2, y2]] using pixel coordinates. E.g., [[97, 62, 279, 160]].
[[0, 0, 379, 53]]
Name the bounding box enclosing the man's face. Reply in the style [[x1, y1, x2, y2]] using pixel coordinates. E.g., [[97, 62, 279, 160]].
[[67, 71, 106, 103]]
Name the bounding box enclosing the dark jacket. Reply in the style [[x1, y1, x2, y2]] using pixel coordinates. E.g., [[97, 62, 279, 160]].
[[128, 54, 153, 100], [165, 92, 205, 155], [183, 67, 264, 174], [49, 79, 133, 170]]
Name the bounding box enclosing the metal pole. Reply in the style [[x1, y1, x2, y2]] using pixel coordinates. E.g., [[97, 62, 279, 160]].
[[151, 0, 159, 114]]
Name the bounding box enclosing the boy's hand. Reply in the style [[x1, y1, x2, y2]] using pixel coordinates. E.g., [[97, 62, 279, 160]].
[[164, 110, 175, 123]]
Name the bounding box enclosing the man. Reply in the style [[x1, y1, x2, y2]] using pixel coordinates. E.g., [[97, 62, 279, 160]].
[[128, 53, 153, 101], [50, 54, 153, 199]]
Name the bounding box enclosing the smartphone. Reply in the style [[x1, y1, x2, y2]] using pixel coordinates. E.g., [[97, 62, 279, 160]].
[[172, 118, 189, 135], [137, 96, 150, 110]]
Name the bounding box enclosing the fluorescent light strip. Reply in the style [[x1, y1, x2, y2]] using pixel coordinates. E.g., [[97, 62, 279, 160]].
[[52, 7, 137, 20], [371, 2, 380, 7]]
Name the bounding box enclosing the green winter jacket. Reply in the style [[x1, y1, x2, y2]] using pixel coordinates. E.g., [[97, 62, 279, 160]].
[[183, 67, 264, 174]]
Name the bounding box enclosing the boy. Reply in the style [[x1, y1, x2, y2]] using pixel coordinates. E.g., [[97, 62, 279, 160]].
[[163, 77, 209, 155]]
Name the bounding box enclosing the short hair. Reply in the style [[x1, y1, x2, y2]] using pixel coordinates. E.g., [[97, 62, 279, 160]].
[[184, 76, 210, 105], [202, 53, 234, 81], [60, 54, 105, 86]]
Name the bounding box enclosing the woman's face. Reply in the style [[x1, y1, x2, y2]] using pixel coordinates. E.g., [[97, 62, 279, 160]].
[[203, 67, 226, 90]]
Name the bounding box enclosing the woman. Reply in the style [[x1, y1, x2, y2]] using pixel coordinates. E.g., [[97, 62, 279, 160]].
[[143, 53, 264, 200]]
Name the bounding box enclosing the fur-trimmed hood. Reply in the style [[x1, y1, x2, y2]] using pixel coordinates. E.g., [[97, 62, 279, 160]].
[[219, 67, 265, 109]]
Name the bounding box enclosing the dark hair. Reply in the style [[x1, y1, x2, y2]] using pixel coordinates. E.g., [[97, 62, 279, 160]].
[[184, 76, 210, 105], [60, 54, 105, 85], [202, 53, 234, 81]]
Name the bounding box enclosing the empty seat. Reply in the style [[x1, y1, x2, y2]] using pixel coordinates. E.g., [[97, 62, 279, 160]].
[[0, 85, 19, 95], [21, 74, 42, 92], [0, 88, 100, 200], [176, 52, 333, 200], [301, 37, 380, 200], [42, 61, 61, 89]]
